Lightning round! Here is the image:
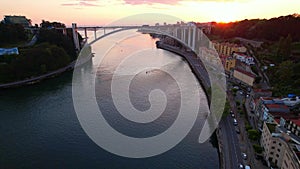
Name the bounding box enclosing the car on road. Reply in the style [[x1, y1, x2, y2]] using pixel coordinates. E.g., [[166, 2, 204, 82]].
[[233, 86, 239, 90], [233, 118, 238, 126], [246, 94, 250, 98], [238, 163, 244, 169], [239, 90, 244, 95], [245, 165, 251, 169], [231, 113, 235, 118], [236, 127, 240, 134], [242, 153, 247, 160]]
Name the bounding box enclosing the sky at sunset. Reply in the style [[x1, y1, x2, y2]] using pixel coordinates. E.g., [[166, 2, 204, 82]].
[[1, 0, 299, 26]]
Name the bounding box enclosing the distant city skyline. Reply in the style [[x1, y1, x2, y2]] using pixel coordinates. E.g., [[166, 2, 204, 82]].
[[1, 0, 300, 26]]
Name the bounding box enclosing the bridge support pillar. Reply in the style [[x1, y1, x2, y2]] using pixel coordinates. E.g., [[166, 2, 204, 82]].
[[188, 27, 191, 47], [84, 28, 88, 39], [72, 23, 80, 52], [183, 28, 186, 44], [104, 28, 106, 35], [94, 28, 97, 40], [192, 26, 196, 51]]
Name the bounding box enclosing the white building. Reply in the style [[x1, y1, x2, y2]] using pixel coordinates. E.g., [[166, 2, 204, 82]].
[[233, 52, 255, 65], [282, 96, 300, 107]]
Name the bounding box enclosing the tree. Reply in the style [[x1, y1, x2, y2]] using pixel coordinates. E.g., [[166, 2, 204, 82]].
[[276, 60, 293, 84], [245, 124, 252, 131], [37, 29, 76, 59], [253, 144, 263, 154], [40, 20, 66, 28], [222, 100, 231, 118], [254, 76, 262, 84], [248, 129, 260, 141], [277, 35, 292, 61], [211, 14, 300, 41], [0, 23, 28, 45]]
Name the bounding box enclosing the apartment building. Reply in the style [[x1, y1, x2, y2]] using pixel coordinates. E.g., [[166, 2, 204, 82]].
[[213, 42, 247, 56], [233, 68, 256, 86], [3, 15, 31, 28], [261, 122, 300, 169], [254, 97, 290, 129]]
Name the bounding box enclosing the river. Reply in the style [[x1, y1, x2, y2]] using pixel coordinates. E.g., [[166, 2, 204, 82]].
[[0, 30, 219, 169]]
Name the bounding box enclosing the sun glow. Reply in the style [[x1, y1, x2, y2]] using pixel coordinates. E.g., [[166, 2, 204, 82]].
[[0, 0, 300, 25], [202, 2, 242, 23]]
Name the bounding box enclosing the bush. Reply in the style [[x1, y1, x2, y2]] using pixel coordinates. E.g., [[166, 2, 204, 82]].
[[0, 44, 71, 83], [253, 144, 263, 154], [232, 88, 238, 93], [245, 124, 252, 131], [239, 110, 244, 114], [248, 129, 260, 141], [222, 100, 231, 118]]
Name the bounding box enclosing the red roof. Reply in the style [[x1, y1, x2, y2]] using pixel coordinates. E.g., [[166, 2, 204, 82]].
[[291, 119, 300, 126], [234, 52, 247, 56], [260, 97, 277, 101], [254, 89, 272, 93], [235, 68, 256, 78], [274, 119, 280, 124], [266, 104, 288, 109]]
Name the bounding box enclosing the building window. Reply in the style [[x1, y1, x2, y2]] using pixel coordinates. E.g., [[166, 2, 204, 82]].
[[273, 141, 276, 144], [271, 146, 275, 149], [276, 154, 279, 158], [269, 157, 273, 162], [279, 143, 282, 146], [284, 161, 288, 168]]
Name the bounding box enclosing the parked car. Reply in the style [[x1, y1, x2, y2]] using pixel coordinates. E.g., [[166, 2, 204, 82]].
[[236, 127, 240, 134], [238, 163, 244, 169], [245, 165, 251, 169], [242, 153, 247, 160], [247, 87, 251, 92], [233, 118, 238, 126], [231, 113, 235, 118], [233, 86, 239, 90]]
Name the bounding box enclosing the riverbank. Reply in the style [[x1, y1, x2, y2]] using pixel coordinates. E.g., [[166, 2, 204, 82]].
[[156, 41, 211, 102], [156, 41, 225, 169], [0, 61, 75, 89], [0, 49, 92, 89]]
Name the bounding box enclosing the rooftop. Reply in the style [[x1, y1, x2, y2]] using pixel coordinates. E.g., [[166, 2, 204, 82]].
[[234, 52, 248, 56], [260, 97, 284, 105], [235, 68, 256, 78], [3, 15, 31, 27], [213, 41, 244, 48], [267, 123, 277, 133], [279, 125, 300, 144], [291, 119, 300, 126], [254, 89, 272, 93]]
